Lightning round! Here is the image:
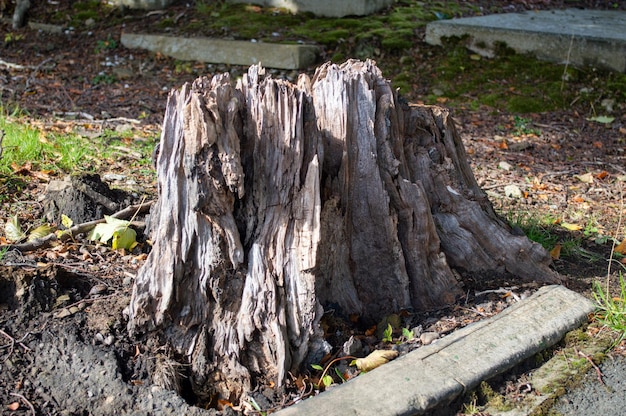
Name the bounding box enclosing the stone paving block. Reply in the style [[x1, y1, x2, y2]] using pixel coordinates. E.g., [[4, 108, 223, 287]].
[[426, 9, 626, 72], [121, 33, 319, 70]]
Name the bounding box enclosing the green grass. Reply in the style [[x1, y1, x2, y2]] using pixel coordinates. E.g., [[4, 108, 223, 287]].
[[505, 211, 580, 255], [0, 108, 156, 178], [593, 271, 626, 344], [0, 115, 90, 174]]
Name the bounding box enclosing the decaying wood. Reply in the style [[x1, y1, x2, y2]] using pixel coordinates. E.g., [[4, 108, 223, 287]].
[[128, 60, 560, 404]]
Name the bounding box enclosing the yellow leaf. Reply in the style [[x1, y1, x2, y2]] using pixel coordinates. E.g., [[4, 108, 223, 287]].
[[353, 350, 399, 372], [28, 224, 55, 241], [61, 214, 74, 229], [561, 223, 582, 231], [111, 228, 137, 251]]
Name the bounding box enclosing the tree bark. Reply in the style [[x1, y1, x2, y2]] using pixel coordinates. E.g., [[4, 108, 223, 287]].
[[128, 60, 560, 404]]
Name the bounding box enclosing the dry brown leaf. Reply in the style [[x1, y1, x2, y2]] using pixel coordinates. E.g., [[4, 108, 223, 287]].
[[550, 243, 562, 260], [354, 349, 399, 372], [217, 399, 233, 410], [615, 239, 626, 255]]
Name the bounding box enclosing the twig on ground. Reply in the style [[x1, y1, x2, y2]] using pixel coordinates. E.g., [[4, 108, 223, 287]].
[[457, 305, 491, 317], [0, 329, 31, 359], [0, 59, 28, 70], [10, 392, 36, 416], [63, 292, 120, 311], [576, 349, 605, 386], [0, 201, 154, 253], [26, 58, 54, 89]]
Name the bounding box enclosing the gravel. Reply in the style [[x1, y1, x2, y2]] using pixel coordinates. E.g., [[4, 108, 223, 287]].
[[552, 354, 626, 416]]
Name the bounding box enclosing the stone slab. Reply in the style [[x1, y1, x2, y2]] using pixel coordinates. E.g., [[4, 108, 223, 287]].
[[109, 0, 175, 10], [425, 9, 626, 72], [274, 285, 595, 416], [226, 0, 393, 17], [120, 33, 319, 70]]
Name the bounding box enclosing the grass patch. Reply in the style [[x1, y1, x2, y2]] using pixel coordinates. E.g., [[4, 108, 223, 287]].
[[0, 108, 156, 180], [0, 115, 91, 174], [505, 211, 582, 256], [593, 271, 626, 344]]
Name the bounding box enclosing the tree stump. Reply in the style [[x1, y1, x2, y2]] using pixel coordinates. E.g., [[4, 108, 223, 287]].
[[128, 60, 560, 404]]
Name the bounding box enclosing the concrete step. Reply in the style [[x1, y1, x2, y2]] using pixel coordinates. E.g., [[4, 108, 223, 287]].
[[120, 33, 319, 70], [425, 9, 626, 73], [274, 285, 595, 416]]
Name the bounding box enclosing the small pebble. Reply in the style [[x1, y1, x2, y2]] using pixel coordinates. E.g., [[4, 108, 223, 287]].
[[498, 161, 513, 171], [89, 284, 108, 296], [504, 184, 523, 198], [55, 308, 72, 319], [420, 332, 440, 345], [94, 333, 105, 344]]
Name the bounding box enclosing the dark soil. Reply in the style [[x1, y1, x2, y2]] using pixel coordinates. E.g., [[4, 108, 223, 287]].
[[0, 0, 625, 415]]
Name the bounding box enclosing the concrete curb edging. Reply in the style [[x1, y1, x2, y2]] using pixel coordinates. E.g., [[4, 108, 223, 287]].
[[275, 285, 595, 416], [120, 33, 319, 70]]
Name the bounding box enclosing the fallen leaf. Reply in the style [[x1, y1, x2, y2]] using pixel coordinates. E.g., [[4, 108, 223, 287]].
[[592, 141, 603, 148], [112, 227, 137, 251], [7, 402, 20, 411], [550, 244, 562, 260], [217, 399, 233, 410], [574, 172, 594, 183], [615, 239, 626, 255], [5, 216, 26, 243], [587, 115, 615, 124], [88, 215, 137, 250], [353, 350, 399, 372], [28, 224, 55, 241], [595, 170, 609, 180], [61, 214, 74, 229], [561, 223, 583, 231]]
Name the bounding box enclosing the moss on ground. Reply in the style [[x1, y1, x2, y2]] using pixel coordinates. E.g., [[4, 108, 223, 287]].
[[36, 1, 626, 115]]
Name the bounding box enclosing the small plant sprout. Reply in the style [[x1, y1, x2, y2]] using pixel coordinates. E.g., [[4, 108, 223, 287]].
[[402, 327, 414, 341], [311, 355, 356, 389], [382, 323, 393, 343]]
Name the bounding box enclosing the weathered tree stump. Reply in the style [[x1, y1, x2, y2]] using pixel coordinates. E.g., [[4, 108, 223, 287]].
[[128, 60, 559, 404]]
